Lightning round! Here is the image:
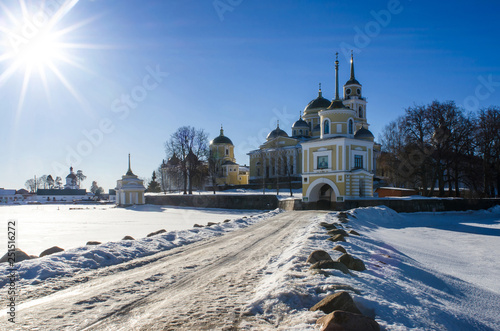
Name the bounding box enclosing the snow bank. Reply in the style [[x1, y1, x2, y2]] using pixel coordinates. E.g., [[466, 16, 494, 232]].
[[241, 206, 500, 330], [0, 209, 283, 288]]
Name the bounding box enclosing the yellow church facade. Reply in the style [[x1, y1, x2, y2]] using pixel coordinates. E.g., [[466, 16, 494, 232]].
[[249, 53, 377, 204], [210, 127, 249, 186]]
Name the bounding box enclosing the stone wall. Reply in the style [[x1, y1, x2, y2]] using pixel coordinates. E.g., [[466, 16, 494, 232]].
[[146, 195, 499, 213], [146, 194, 279, 210]]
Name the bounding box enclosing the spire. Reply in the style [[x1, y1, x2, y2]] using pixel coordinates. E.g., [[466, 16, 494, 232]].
[[220, 124, 224, 136], [350, 50, 355, 81], [318, 82, 322, 98], [335, 52, 340, 101], [126, 153, 134, 176], [277, 120, 280, 128], [328, 52, 347, 110]]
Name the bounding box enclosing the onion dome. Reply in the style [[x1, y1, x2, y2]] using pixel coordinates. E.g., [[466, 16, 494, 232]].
[[266, 122, 289, 140], [210, 126, 233, 145], [292, 117, 309, 129], [354, 127, 374, 141], [304, 84, 331, 114], [66, 167, 77, 179]]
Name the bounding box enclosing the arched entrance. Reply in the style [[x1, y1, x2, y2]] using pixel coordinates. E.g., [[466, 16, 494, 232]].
[[305, 178, 341, 209]]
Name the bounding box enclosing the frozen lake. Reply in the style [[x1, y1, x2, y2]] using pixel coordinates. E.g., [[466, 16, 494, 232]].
[[0, 204, 258, 256]]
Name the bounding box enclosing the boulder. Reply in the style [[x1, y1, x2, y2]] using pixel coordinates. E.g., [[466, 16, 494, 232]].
[[307, 250, 333, 264], [333, 245, 347, 254], [309, 261, 349, 274], [348, 230, 360, 236], [337, 212, 348, 218], [337, 216, 349, 224], [223, 219, 231, 223], [193, 224, 204, 228], [310, 291, 361, 315], [316, 310, 380, 331], [320, 222, 337, 230], [337, 254, 366, 271], [327, 229, 349, 237], [147, 229, 166, 237], [86, 241, 101, 245], [207, 222, 219, 226], [40, 246, 64, 258], [326, 284, 361, 294], [122, 235, 135, 240], [327, 234, 346, 242], [0, 248, 32, 263]]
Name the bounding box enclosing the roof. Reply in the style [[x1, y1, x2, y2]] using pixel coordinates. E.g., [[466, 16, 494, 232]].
[[37, 189, 87, 196], [292, 118, 309, 129], [354, 127, 374, 140], [266, 125, 289, 140], [222, 160, 238, 166], [304, 90, 331, 113], [211, 127, 233, 145]]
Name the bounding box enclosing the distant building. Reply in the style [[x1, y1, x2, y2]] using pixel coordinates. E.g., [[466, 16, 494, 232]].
[[64, 167, 79, 189], [375, 187, 419, 198], [209, 126, 249, 186], [116, 154, 146, 205]]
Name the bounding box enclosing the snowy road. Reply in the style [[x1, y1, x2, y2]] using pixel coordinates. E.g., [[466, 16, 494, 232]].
[[10, 211, 318, 330]]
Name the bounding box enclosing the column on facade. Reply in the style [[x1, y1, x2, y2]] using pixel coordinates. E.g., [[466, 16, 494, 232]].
[[293, 150, 297, 175]]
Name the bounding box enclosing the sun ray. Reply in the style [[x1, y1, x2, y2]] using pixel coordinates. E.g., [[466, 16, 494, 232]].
[[46, 61, 92, 115], [15, 63, 33, 125]]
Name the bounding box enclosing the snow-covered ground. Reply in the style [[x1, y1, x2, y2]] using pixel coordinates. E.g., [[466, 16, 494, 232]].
[[0, 204, 259, 257], [243, 206, 500, 330], [1, 206, 499, 329]]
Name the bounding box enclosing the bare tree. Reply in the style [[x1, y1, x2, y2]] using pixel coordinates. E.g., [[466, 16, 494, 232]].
[[164, 126, 209, 194]]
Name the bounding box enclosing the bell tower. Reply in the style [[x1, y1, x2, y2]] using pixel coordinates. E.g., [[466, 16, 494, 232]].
[[343, 51, 368, 126]]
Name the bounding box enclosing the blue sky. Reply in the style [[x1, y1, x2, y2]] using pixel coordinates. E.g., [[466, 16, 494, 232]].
[[1, 0, 499, 191]]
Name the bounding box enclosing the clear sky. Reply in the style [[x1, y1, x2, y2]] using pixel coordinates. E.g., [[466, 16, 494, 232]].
[[1, 0, 499, 191]]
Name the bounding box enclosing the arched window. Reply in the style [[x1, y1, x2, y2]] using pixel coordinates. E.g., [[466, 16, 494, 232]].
[[323, 120, 330, 134], [359, 106, 363, 118], [348, 119, 353, 134], [299, 129, 303, 135]]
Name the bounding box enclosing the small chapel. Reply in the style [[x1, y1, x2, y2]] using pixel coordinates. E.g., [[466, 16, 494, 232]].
[[116, 154, 146, 205], [248, 53, 380, 205]]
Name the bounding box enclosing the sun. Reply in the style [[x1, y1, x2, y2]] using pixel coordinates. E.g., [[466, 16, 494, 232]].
[[16, 30, 63, 68], [0, 0, 97, 119]]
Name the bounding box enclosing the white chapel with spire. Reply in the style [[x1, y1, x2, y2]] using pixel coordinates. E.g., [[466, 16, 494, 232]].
[[116, 154, 146, 206]]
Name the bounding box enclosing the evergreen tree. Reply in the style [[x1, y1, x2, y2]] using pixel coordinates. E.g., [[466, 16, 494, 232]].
[[147, 171, 162, 193]]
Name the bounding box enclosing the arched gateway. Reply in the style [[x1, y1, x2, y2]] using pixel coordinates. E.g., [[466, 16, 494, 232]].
[[305, 178, 341, 206]]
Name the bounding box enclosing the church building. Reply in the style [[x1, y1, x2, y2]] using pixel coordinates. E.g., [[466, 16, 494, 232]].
[[116, 154, 146, 205], [248, 53, 378, 205], [209, 126, 249, 186]]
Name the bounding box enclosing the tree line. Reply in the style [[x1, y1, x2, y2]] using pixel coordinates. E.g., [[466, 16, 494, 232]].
[[378, 101, 500, 197]]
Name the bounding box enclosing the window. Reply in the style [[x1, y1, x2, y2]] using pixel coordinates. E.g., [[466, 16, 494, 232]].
[[317, 156, 328, 169], [323, 120, 330, 134], [354, 155, 363, 169], [225, 148, 229, 155], [299, 129, 303, 135], [348, 119, 353, 134], [359, 106, 363, 118]]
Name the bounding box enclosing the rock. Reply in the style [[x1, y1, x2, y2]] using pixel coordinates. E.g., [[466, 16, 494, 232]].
[[207, 222, 218, 226], [310, 291, 362, 315], [337, 254, 366, 271], [0, 248, 33, 263], [307, 250, 333, 264], [316, 310, 380, 331], [348, 230, 360, 236], [122, 235, 135, 240], [309, 260, 349, 274], [40, 246, 64, 257], [337, 216, 349, 224], [86, 241, 101, 245], [223, 219, 231, 223], [147, 229, 166, 237], [337, 212, 348, 218], [333, 245, 347, 254], [193, 224, 204, 228], [327, 234, 346, 242], [327, 229, 349, 237], [320, 222, 337, 230]]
